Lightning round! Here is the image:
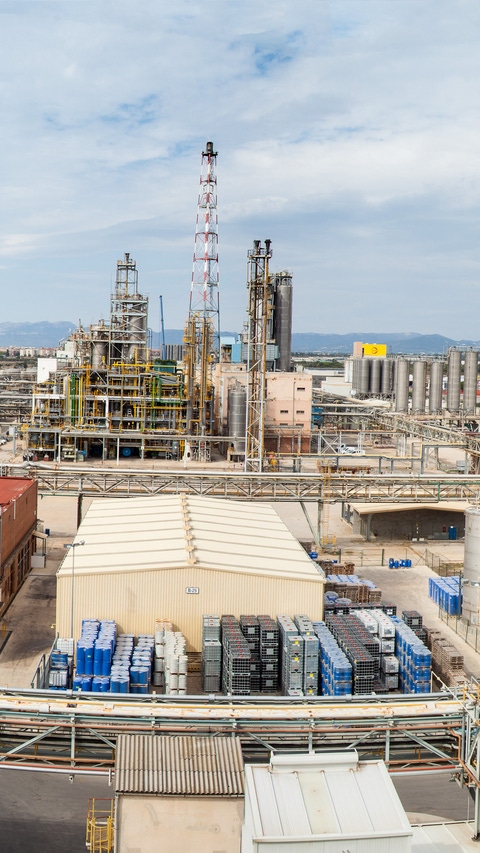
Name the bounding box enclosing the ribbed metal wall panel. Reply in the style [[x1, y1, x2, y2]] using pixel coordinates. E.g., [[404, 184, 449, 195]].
[[394, 359, 409, 412], [359, 359, 370, 394], [411, 361, 426, 413], [447, 350, 461, 412], [56, 568, 324, 652], [429, 361, 444, 413], [115, 734, 244, 795], [463, 351, 478, 414], [369, 359, 382, 395], [380, 359, 394, 395]]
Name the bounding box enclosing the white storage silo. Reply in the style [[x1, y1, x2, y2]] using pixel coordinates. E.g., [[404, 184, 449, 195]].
[[463, 350, 478, 414], [429, 360, 444, 414], [394, 359, 409, 412], [463, 507, 480, 624], [447, 350, 461, 413]]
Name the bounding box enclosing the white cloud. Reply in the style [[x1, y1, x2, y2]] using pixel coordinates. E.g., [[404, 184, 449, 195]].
[[0, 0, 479, 338]]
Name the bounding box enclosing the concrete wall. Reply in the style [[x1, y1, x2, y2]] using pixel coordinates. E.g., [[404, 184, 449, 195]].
[[349, 507, 465, 541], [116, 795, 243, 853]]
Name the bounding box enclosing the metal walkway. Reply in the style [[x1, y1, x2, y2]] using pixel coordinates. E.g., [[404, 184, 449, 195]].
[[3, 463, 480, 503]]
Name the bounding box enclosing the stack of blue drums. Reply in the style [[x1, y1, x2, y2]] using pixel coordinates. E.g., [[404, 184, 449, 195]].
[[393, 616, 431, 694], [429, 576, 462, 616], [130, 634, 154, 694], [313, 621, 352, 696]]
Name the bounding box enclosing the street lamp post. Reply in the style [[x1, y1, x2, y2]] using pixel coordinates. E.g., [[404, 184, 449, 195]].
[[63, 540, 85, 645]]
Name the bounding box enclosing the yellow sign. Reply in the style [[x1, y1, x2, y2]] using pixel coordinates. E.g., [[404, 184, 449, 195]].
[[363, 343, 387, 357]]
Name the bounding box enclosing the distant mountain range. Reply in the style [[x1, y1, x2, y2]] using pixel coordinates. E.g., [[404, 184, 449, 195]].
[[1, 322, 478, 356]]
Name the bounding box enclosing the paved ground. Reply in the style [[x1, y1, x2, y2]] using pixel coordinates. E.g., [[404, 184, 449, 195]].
[[0, 479, 477, 837]]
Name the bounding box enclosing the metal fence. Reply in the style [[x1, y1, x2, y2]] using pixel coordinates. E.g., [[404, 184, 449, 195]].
[[423, 548, 463, 577], [439, 610, 480, 653]]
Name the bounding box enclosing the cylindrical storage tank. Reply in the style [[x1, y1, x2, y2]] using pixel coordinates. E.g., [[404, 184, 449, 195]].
[[411, 360, 426, 413], [381, 359, 394, 395], [429, 360, 444, 414], [463, 351, 478, 414], [273, 273, 293, 372], [395, 359, 409, 412], [359, 358, 371, 394], [370, 358, 382, 395], [463, 507, 480, 624], [352, 358, 362, 392], [447, 350, 461, 412], [227, 383, 246, 455]]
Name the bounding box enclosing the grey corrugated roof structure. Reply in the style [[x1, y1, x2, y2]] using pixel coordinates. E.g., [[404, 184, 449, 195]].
[[115, 734, 244, 796]]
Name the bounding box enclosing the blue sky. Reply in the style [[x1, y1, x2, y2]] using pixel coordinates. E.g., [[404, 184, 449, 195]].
[[1, 0, 480, 337]]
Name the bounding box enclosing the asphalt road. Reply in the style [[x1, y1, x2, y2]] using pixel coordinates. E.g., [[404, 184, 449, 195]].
[[0, 769, 111, 853]]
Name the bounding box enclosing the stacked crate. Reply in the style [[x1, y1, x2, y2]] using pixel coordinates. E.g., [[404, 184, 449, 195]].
[[221, 615, 251, 695], [201, 615, 222, 693], [393, 616, 431, 694], [402, 610, 423, 629], [431, 635, 465, 688], [278, 615, 304, 694], [164, 631, 188, 695], [325, 614, 378, 694], [313, 621, 352, 696], [240, 616, 261, 692], [294, 615, 319, 695], [258, 615, 279, 692], [370, 608, 398, 690], [49, 647, 71, 689], [153, 619, 173, 691]]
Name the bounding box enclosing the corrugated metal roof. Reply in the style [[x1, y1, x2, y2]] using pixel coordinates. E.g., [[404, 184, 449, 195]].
[[0, 476, 34, 509], [115, 734, 244, 796], [245, 752, 412, 841], [58, 494, 322, 583]]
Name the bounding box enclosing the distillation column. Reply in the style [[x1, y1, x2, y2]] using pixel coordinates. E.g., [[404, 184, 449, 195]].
[[463, 351, 478, 415], [446, 350, 461, 413]]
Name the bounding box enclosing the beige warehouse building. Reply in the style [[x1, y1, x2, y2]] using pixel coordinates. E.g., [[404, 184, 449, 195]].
[[57, 494, 325, 649]]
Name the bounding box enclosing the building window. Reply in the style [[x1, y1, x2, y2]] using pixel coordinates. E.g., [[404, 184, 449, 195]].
[[280, 409, 289, 414], [296, 410, 305, 414], [297, 387, 305, 391], [279, 423, 288, 427]]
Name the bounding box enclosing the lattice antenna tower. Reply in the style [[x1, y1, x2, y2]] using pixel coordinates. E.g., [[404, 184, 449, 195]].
[[245, 239, 272, 472], [188, 140, 220, 352]]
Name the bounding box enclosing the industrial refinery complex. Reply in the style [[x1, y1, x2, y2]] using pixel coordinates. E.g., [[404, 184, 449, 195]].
[[3, 143, 480, 851]]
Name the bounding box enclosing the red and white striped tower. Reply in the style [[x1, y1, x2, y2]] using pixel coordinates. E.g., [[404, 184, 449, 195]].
[[185, 142, 220, 443], [188, 140, 220, 352]]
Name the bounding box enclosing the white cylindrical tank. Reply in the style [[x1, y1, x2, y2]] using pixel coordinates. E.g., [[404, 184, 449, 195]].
[[381, 359, 394, 395], [370, 358, 382, 395], [463, 507, 480, 624], [411, 360, 426, 413], [447, 350, 461, 413], [394, 359, 409, 412], [359, 359, 370, 394], [429, 361, 444, 414], [463, 351, 478, 415]]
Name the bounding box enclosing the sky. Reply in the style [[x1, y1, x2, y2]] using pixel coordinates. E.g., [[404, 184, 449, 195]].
[[1, 0, 480, 338]]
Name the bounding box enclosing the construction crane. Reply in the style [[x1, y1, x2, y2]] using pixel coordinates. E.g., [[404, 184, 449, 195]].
[[245, 239, 272, 471], [184, 142, 220, 453]]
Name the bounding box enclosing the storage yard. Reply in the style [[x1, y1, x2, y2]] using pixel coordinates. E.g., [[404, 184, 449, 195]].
[[1, 147, 480, 852]]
